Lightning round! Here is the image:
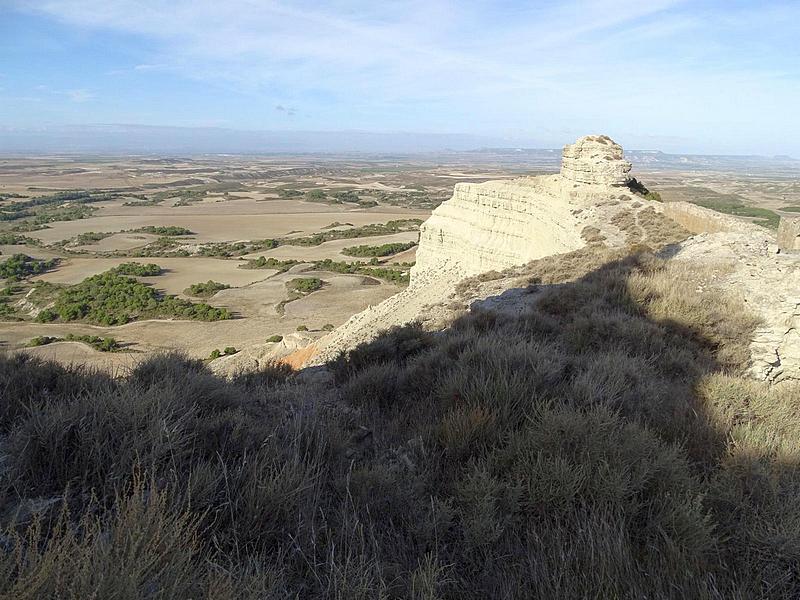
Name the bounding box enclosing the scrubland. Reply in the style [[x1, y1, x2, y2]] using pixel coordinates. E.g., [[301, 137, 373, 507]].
[[0, 158, 441, 365], [1, 238, 798, 599]]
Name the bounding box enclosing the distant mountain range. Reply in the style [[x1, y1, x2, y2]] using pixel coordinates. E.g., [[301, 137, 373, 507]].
[[0, 125, 506, 155], [0, 125, 796, 171]]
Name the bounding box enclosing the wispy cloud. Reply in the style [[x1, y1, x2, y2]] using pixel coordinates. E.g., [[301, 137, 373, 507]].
[[275, 105, 296, 116], [7, 0, 800, 153], [64, 89, 94, 102], [15, 0, 691, 103], [133, 63, 167, 71]]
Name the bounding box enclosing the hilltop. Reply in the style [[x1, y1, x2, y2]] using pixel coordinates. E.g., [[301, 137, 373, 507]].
[[1, 136, 799, 597], [221, 135, 800, 382]]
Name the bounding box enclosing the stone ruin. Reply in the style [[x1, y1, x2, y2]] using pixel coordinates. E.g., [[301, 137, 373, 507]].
[[560, 134, 632, 186]]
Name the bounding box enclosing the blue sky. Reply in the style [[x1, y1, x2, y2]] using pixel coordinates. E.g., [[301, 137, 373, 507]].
[[1, 0, 799, 154]]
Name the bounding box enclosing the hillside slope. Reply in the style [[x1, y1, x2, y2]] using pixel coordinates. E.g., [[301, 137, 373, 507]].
[[1, 236, 799, 597]]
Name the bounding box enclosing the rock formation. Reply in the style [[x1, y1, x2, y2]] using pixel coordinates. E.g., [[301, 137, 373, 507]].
[[560, 135, 632, 186], [412, 135, 634, 280], [778, 216, 800, 252], [411, 177, 585, 276], [663, 201, 767, 236]]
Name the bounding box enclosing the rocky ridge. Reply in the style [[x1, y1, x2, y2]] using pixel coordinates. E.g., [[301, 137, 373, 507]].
[[671, 229, 800, 382], [216, 135, 800, 382]]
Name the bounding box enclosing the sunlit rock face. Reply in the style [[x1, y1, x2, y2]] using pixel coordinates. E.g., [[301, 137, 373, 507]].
[[239, 133, 800, 383], [560, 135, 632, 186], [411, 176, 584, 277], [412, 134, 632, 279]]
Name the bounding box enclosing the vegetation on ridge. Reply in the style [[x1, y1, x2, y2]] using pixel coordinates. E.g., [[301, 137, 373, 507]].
[[185, 280, 231, 298], [108, 261, 163, 277], [342, 241, 417, 257], [27, 334, 120, 352]]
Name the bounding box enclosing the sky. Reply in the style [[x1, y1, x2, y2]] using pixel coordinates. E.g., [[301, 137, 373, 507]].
[[1, 0, 799, 155]]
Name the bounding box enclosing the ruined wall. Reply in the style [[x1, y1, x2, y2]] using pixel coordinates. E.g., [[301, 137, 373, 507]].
[[662, 201, 765, 236]]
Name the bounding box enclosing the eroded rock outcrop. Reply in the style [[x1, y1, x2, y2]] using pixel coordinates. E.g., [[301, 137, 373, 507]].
[[671, 227, 800, 382], [412, 177, 584, 277], [560, 135, 632, 186], [412, 134, 634, 280], [779, 216, 800, 252]]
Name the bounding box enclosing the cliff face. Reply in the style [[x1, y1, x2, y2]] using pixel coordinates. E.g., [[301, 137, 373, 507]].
[[412, 136, 634, 280], [412, 177, 583, 277]]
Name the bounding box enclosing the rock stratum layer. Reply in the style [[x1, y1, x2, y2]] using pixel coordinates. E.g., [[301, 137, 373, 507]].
[[412, 176, 584, 277], [560, 135, 632, 186]]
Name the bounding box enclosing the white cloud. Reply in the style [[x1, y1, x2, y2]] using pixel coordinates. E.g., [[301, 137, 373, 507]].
[[16, 0, 689, 102], [133, 63, 167, 71], [65, 89, 94, 102]]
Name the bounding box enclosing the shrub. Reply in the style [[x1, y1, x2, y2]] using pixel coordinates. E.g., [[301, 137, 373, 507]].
[[333, 190, 360, 203], [322, 323, 335, 331], [42, 272, 231, 325], [311, 259, 410, 285], [135, 225, 194, 236], [27, 335, 59, 347], [0, 247, 798, 597], [305, 189, 328, 202], [296, 325, 308, 331], [0, 254, 58, 281], [72, 231, 112, 245], [27, 334, 119, 352], [286, 277, 323, 294], [209, 349, 221, 360], [283, 219, 422, 247], [35, 308, 57, 323], [223, 346, 238, 355], [266, 335, 283, 343], [109, 262, 163, 276], [239, 256, 298, 271], [342, 241, 416, 257], [186, 280, 230, 298]]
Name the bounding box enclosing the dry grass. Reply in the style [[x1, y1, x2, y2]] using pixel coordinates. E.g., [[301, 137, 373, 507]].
[[0, 244, 796, 598], [638, 206, 691, 246], [580, 225, 606, 245]]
